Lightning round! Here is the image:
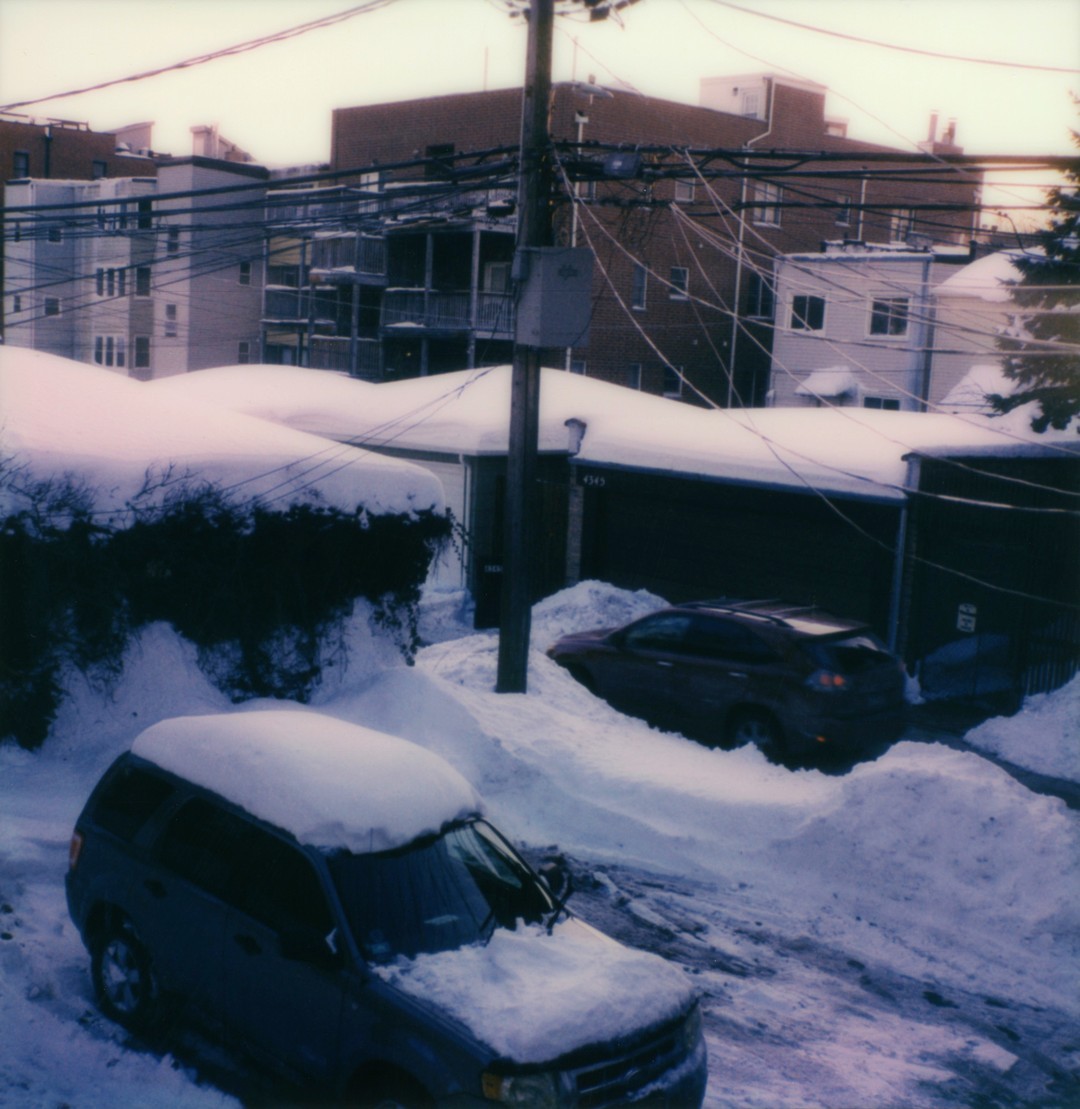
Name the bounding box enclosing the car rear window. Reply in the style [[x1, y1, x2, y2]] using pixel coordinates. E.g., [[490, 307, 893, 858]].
[[804, 633, 894, 674], [91, 764, 174, 842]]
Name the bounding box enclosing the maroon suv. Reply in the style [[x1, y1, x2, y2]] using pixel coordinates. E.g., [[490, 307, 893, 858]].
[[547, 599, 908, 762]]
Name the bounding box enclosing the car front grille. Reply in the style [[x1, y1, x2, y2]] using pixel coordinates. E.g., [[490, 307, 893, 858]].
[[568, 1020, 685, 1107]]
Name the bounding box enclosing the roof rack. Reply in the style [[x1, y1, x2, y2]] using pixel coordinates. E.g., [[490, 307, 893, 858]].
[[681, 598, 797, 628]]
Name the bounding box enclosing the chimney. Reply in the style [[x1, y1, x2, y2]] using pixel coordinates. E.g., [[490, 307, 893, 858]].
[[927, 111, 938, 144]]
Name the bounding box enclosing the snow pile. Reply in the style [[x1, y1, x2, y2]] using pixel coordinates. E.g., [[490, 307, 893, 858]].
[[132, 710, 482, 853], [0, 348, 443, 519], [964, 674, 1080, 783], [376, 919, 695, 1063]]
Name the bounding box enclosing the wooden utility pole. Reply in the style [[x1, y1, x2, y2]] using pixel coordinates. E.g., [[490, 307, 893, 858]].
[[496, 0, 556, 693]]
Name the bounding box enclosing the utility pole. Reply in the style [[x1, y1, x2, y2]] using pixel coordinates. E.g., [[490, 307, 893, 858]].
[[496, 0, 555, 694]]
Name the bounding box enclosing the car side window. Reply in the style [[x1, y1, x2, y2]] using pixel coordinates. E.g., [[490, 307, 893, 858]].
[[92, 764, 174, 842], [623, 613, 694, 652], [232, 830, 333, 935], [157, 799, 245, 902], [157, 799, 332, 935], [687, 616, 776, 663]]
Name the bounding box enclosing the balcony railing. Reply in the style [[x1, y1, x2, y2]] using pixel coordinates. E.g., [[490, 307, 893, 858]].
[[309, 234, 387, 281], [262, 287, 337, 325], [309, 336, 381, 377], [381, 289, 514, 337]]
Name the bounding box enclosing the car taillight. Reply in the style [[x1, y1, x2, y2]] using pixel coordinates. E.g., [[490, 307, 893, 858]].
[[807, 669, 848, 690], [68, 831, 84, 871]]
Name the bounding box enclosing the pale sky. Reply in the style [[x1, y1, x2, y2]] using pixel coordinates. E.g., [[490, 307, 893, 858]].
[[1, 0, 1077, 223]]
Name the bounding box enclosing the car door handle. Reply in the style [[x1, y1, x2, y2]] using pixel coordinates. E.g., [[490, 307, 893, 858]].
[[143, 878, 167, 899], [234, 933, 262, 956], [727, 671, 748, 680], [655, 660, 674, 668]]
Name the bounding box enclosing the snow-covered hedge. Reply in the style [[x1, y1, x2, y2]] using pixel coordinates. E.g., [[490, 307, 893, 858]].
[[0, 462, 449, 749]]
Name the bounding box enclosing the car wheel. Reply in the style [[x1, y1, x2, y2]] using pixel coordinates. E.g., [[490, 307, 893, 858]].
[[91, 920, 161, 1032], [727, 709, 784, 759]]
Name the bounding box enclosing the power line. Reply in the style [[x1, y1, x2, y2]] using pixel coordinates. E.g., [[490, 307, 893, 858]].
[[704, 0, 1080, 75], [0, 0, 401, 114]]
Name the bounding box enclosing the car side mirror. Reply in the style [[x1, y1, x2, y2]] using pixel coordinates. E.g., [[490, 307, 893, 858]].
[[539, 855, 570, 900]]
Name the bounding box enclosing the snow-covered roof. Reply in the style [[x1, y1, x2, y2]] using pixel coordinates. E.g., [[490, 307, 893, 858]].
[[794, 366, 859, 398], [152, 363, 1076, 503], [935, 249, 1035, 302], [939, 364, 1014, 413], [0, 348, 444, 519], [131, 710, 482, 852]]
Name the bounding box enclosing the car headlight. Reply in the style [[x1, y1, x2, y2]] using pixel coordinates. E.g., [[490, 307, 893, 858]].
[[481, 1070, 559, 1108]]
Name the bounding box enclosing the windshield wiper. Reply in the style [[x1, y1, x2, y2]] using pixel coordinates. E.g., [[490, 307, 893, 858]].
[[539, 855, 574, 934]]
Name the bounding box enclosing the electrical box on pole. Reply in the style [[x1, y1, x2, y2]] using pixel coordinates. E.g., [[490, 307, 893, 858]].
[[514, 246, 594, 348]]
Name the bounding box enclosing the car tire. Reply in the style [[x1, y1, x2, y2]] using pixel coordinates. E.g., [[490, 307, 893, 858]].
[[727, 709, 784, 759], [91, 920, 161, 1032]]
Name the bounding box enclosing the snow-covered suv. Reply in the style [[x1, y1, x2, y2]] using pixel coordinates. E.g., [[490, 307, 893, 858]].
[[66, 711, 707, 1107], [548, 599, 907, 761]]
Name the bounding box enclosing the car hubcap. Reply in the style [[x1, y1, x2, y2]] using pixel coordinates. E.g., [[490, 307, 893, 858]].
[[102, 939, 142, 1013]]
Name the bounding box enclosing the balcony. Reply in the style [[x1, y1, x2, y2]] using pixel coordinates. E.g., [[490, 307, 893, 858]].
[[381, 289, 514, 338], [262, 287, 337, 326], [309, 336, 381, 377], [309, 233, 387, 284]]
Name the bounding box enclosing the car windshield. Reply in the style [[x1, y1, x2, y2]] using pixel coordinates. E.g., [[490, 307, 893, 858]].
[[325, 819, 554, 964], [804, 632, 894, 674]]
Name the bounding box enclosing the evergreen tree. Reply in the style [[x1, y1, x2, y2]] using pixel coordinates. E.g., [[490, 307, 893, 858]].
[[992, 111, 1080, 433]]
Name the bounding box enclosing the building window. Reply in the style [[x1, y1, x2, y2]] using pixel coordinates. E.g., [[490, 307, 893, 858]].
[[790, 294, 825, 331], [835, 193, 852, 226], [864, 396, 901, 411], [627, 362, 642, 390], [92, 160, 107, 180], [674, 179, 695, 203], [135, 267, 151, 297], [13, 150, 30, 177], [47, 225, 63, 243], [745, 272, 775, 319], [164, 304, 178, 337], [238, 341, 251, 364], [12, 295, 21, 313], [663, 364, 683, 397], [137, 198, 153, 230], [238, 261, 252, 286], [631, 263, 647, 310], [43, 297, 61, 317], [669, 266, 689, 300], [889, 208, 916, 242], [741, 90, 762, 119], [869, 296, 909, 337], [751, 181, 782, 226], [167, 227, 180, 255], [134, 336, 151, 369], [569, 359, 586, 375], [94, 336, 127, 368]]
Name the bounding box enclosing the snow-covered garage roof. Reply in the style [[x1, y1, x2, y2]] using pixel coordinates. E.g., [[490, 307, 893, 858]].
[[151, 363, 1076, 504]]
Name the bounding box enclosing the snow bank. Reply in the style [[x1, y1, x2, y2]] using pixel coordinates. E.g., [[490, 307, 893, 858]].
[[0, 348, 443, 519], [376, 919, 695, 1063], [964, 674, 1080, 783]]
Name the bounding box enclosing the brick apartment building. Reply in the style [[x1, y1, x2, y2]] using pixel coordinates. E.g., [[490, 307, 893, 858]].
[[317, 75, 980, 405]]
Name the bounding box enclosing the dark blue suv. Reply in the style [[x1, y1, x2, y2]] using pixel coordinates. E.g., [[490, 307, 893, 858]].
[[66, 711, 707, 1107]]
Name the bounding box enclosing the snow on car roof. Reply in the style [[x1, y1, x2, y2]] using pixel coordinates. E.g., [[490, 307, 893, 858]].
[[131, 710, 482, 853]]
